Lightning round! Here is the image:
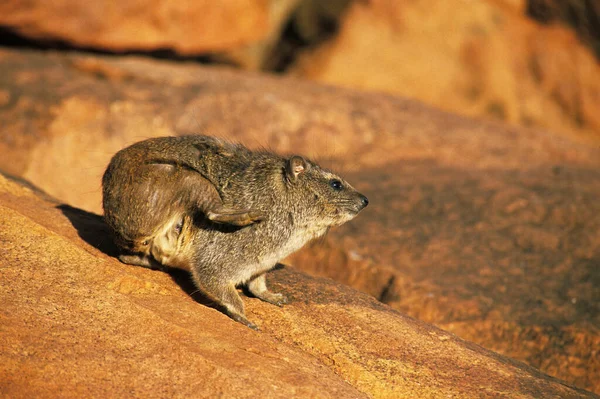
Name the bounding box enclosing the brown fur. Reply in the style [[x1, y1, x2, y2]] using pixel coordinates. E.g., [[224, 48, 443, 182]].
[[102, 135, 368, 329]]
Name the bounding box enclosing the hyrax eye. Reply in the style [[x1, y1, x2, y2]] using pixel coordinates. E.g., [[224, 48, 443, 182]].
[[329, 179, 343, 191]]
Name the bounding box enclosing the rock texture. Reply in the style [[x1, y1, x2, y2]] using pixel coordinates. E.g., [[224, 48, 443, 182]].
[[0, 172, 597, 398], [0, 0, 301, 69], [289, 162, 600, 393], [527, 0, 600, 57], [0, 48, 599, 394], [292, 0, 600, 142], [2, 1, 599, 140]]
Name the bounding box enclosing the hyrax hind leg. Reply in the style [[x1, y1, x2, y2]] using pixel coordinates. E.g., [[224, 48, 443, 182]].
[[168, 164, 264, 227], [113, 164, 263, 269], [247, 273, 288, 307], [119, 253, 164, 270], [205, 208, 263, 226]]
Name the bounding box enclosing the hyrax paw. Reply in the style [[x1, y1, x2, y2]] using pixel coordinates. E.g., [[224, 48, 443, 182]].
[[231, 313, 260, 331], [261, 292, 288, 307]]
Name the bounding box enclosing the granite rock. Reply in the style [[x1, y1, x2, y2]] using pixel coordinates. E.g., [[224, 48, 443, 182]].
[[0, 47, 599, 393], [0, 173, 596, 398]]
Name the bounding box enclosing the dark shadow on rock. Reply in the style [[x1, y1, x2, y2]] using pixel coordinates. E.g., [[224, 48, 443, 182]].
[[57, 204, 120, 257], [162, 267, 214, 308], [56, 204, 226, 309]]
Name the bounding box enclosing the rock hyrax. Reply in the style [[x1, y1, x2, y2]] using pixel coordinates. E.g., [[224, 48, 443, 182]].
[[102, 135, 368, 329]]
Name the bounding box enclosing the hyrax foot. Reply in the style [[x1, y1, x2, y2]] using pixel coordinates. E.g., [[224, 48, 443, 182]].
[[256, 291, 288, 307], [202, 281, 259, 330], [119, 253, 164, 270], [247, 273, 288, 307], [230, 313, 259, 331], [206, 208, 264, 226]]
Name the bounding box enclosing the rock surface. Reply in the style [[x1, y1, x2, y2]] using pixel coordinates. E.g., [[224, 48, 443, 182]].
[[0, 48, 599, 394], [2, 0, 599, 142], [289, 161, 600, 393], [2, 1, 599, 141], [0, 0, 301, 69], [527, 0, 600, 57], [292, 0, 600, 142], [0, 173, 597, 398]]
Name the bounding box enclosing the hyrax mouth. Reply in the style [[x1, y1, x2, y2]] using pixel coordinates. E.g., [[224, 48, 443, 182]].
[[357, 194, 369, 210], [348, 193, 369, 215], [331, 194, 368, 225]]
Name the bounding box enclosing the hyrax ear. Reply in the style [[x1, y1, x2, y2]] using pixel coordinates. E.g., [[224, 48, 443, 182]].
[[286, 156, 309, 181]]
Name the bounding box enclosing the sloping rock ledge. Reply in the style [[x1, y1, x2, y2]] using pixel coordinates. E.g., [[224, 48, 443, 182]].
[[0, 174, 596, 398]]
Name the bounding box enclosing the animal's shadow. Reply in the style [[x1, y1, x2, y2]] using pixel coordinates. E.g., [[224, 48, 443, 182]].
[[57, 204, 215, 308]]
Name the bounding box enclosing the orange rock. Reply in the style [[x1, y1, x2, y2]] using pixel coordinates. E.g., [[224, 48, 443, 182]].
[[292, 0, 600, 142], [1, 48, 598, 213], [0, 172, 597, 398], [1, 47, 600, 394], [0, 0, 301, 69]]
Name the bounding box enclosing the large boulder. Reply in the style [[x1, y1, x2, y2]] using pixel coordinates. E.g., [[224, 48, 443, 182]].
[[0, 172, 597, 398], [0, 48, 599, 393], [292, 0, 600, 142], [0, 0, 301, 69], [2, 0, 599, 141]]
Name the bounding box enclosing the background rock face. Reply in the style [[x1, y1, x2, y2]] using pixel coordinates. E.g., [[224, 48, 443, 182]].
[[0, 173, 597, 399], [2, 0, 599, 141], [292, 0, 600, 143], [0, 48, 599, 394], [290, 162, 600, 392], [0, 0, 284, 52], [0, 0, 302, 69]]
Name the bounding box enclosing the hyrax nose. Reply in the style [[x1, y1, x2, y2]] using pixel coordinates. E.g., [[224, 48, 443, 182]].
[[358, 194, 369, 209]]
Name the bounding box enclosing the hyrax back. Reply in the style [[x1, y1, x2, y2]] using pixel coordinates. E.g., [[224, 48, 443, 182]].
[[102, 135, 368, 329]]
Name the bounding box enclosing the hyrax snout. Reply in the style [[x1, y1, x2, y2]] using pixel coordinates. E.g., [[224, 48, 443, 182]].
[[102, 135, 368, 329]]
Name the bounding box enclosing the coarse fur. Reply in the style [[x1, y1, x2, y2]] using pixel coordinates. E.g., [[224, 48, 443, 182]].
[[102, 135, 368, 329]]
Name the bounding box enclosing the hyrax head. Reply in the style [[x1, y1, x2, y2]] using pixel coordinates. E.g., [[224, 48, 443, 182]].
[[284, 155, 368, 226]]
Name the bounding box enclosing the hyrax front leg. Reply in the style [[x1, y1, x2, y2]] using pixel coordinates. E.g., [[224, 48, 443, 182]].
[[195, 277, 258, 330], [247, 273, 288, 307]]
